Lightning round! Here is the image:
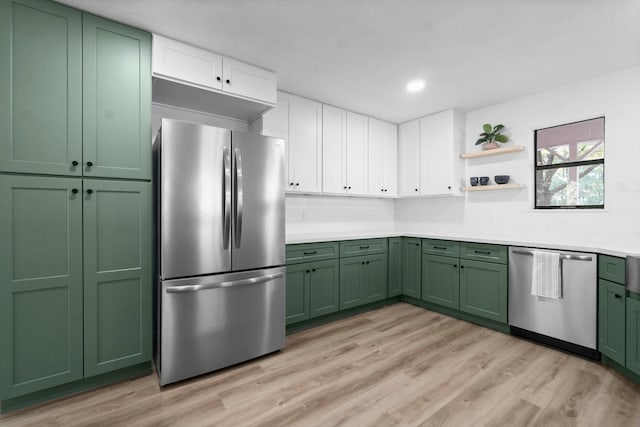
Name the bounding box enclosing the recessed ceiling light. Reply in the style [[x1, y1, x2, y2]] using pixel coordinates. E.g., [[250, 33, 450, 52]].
[[406, 79, 426, 93]]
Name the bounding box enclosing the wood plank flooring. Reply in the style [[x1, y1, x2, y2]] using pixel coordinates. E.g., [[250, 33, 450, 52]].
[[3, 302, 640, 426]]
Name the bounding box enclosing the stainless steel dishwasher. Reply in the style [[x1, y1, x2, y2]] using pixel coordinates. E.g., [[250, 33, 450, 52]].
[[508, 246, 598, 359]]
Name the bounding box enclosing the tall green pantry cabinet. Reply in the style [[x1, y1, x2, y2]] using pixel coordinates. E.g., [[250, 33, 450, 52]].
[[0, 0, 151, 410]]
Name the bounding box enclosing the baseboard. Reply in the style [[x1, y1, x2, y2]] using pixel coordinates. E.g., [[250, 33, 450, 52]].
[[0, 362, 153, 414]]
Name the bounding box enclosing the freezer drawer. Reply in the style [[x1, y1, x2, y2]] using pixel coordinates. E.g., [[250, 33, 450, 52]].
[[158, 267, 285, 385]]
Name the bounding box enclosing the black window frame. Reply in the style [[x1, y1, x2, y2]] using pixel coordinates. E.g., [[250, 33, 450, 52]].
[[534, 117, 605, 210]]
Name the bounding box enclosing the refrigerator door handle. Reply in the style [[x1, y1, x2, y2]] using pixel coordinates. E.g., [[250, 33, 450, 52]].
[[234, 148, 243, 248], [166, 272, 284, 293], [223, 147, 231, 249]]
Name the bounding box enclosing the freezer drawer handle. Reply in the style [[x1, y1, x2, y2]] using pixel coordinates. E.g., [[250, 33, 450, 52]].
[[511, 249, 592, 261], [166, 272, 284, 293]]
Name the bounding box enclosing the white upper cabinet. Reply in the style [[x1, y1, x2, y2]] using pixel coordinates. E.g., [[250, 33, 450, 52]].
[[288, 95, 322, 193], [399, 119, 421, 196], [419, 109, 463, 196], [368, 118, 397, 197], [322, 107, 368, 196], [322, 105, 347, 194], [152, 34, 223, 90], [345, 112, 369, 195], [222, 58, 277, 105], [252, 91, 290, 140], [152, 34, 276, 120]]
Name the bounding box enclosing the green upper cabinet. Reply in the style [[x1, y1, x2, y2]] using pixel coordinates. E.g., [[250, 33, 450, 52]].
[[0, 0, 82, 176], [82, 14, 151, 180], [598, 279, 626, 365], [0, 4, 151, 180], [422, 254, 459, 310], [388, 237, 402, 297], [0, 175, 83, 399], [459, 259, 508, 323], [83, 179, 151, 377], [403, 238, 421, 298]]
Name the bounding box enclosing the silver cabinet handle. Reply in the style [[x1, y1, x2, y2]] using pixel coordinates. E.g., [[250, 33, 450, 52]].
[[166, 272, 284, 293], [511, 249, 592, 261], [234, 148, 243, 249], [222, 147, 231, 249]]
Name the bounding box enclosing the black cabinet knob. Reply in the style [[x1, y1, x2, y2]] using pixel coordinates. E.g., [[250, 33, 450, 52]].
[[71, 160, 79, 166], [216, 76, 221, 81], [87, 189, 93, 194], [615, 294, 622, 299], [453, 264, 457, 268], [415, 243, 419, 247], [289, 182, 294, 186], [226, 79, 231, 84], [414, 188, 418, 192], [344, 186, 347, 190], [348, 186, 351, 190], [361, 261, 365, 265], [71, 188, 78, 194], [312, 268, 316, 272], [295, 183, 300, 186], [448, 186, 451, 190], [86, 161, 93, 167], [460, 265, 464, 269], [306, 269, 310, 273], [366, 261, 370, 264]]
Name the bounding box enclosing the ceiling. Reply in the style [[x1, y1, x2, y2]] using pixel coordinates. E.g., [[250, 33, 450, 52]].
[[57, 0, 640, 124]]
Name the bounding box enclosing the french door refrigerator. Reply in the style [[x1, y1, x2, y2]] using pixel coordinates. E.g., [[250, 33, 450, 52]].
[[154, 119, 285, 385]]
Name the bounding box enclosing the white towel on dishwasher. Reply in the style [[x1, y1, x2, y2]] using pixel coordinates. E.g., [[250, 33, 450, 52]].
[[531, 251, 562, 299]]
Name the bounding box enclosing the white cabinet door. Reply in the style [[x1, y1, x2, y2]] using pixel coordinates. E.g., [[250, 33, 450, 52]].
[[257, 91, 289, 140], [322, 105, 347, 194], [399, 120, 420, 196], [419, 110, 455, 196], [368, 118, 397, 197], [152, 34, 223, 90], [222, 58, 277, 105], [288, 95, 322, 193], [345, 112, 368, 195]]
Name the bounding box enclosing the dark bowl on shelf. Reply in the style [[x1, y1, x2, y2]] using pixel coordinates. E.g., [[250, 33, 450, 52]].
[[494, 175, 510, 185], [479, 176, 490, 185]]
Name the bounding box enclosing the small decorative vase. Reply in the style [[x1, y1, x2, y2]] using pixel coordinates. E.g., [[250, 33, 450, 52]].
[[483, 142, 499, 150]]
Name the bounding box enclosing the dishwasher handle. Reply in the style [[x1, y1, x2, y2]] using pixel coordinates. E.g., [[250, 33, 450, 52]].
[[511, 249, 592, 262]]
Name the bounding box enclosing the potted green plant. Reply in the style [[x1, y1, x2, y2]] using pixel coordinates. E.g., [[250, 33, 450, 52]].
[[475, 123, 509, 150]]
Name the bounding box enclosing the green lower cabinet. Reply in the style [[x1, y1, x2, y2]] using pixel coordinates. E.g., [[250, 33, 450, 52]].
[[364, 254, 388, 303], [388, 237, 402, 297], [0, 175, 84, 399], [340, 256, 365, 309], [403, 238, 421, 298], [83, 180, 151, 377], [626, 298, 640, 375], [421, 254, 459, 310], [286, 263, 309, 324], [598, 280, 626, 365], [459, 259, 507, 323], [308, 259, 340, 318]]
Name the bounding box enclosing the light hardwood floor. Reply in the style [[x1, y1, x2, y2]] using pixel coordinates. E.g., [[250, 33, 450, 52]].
[[3, 302, 640, 426]]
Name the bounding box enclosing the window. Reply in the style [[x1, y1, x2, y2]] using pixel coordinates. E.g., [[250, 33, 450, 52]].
[[534, 117, 604, 209]]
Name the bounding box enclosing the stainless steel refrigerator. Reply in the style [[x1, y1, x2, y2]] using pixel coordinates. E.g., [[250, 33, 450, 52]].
[[153, 118, 285, 386]]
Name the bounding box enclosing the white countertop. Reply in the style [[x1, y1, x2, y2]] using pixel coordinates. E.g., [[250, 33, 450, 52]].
[[286, 231, 638, 258]]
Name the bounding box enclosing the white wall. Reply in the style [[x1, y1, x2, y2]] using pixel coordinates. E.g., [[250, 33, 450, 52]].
[[286, 194, 395, 236], [396, 66, 640, 252]]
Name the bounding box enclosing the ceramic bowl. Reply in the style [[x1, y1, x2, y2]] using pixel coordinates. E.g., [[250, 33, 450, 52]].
[[469, 177, 479, 186], [479, 176, 490, 186], [494, 175, 510, 185]]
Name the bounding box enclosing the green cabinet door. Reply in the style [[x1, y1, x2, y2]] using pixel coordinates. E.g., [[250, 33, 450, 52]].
[[365, 254, 388, 303], [309, 259, 340, 318], [0, 175, 83, 399], [421, 254, 459, 309], [388, 237, 402, 297], [82, 14, 151, 180], [83, 179, 151, 377], [626, 298, 640, 375], [459, 259, 508, 323], [598, 280, 626, 365], [0, 0, 82, 176], [403, 238, 421, 298], [286, 263, 309, 324], [340, 256, 365, 309]]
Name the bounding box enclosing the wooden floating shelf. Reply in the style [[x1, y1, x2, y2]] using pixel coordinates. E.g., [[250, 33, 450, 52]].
[[463, 183, 525, 192], [460, 145, 525, 159]]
